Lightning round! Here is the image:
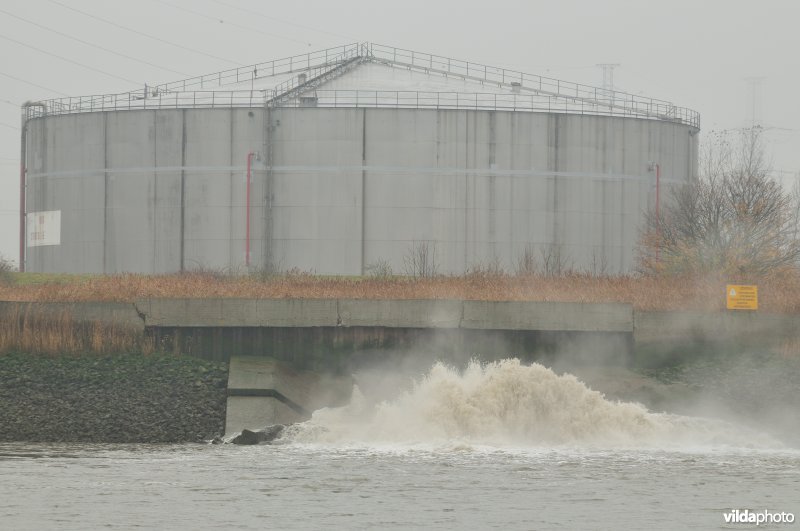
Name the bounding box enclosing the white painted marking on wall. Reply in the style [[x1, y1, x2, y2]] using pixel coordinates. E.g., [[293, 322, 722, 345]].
[[26, 210, 61, 247]]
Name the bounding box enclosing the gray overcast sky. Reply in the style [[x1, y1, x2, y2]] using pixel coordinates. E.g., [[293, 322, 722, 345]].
[[1, 0, 799, 267]]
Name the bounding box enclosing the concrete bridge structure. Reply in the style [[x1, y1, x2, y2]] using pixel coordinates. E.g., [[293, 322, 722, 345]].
[[2, 298, 798, 434]]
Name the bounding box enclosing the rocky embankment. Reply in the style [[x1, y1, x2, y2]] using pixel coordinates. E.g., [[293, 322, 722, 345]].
[[0, 353, 228, 443]]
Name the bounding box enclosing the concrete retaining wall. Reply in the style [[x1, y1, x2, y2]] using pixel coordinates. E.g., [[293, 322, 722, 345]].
[[225, 356, 352, 434], [461, 301, 632, 332], [5, 297, 797, 346], [134, 298, 633, 332], [136, 298, 339, 327], [633, 310, 800, 345]]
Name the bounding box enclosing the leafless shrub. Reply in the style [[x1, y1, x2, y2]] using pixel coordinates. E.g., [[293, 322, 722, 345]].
[[639, 127, 800, 277], [403, 241, 438, 278], [465, 256, 506, 277], [791, 178, 800, 243], [540, 243, 573, 277], [516, 244, 538, 276], [586, 248, 609, 277], [365, 259, 393, 278], [183, 262, 235, 281], [0, 255, 14, 285], [249, 259, 283, 282]]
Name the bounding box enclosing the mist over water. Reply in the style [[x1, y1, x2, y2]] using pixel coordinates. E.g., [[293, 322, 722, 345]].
[[281, 359, 783, 450]]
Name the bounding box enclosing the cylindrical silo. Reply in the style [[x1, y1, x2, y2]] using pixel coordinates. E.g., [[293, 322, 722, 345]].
[[21, 43, 699, 275]]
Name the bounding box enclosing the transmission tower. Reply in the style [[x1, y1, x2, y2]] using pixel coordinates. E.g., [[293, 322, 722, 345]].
[[596, 63, 620, 104], [744, 76, 766, 127]]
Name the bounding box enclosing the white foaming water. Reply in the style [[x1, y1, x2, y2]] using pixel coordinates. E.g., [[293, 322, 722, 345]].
[[282, 359, 780, 449]]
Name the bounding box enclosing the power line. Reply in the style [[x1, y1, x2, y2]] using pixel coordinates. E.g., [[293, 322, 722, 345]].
[[0, 7, 190, 77], [0, 34, 140, 85], [47, 0, 243, 67], [0, 122, 20, 130], [208, 0, 355, 42], [0, 71, 69, 97], [152, 0, 311, 46]]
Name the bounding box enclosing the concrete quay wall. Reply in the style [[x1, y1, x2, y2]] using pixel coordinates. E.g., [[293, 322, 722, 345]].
[[133, 298, 634, 333], [3, 298, 798, 351]]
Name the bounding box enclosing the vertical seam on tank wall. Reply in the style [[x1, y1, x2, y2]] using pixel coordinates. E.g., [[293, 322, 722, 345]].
[[621, 115, 627, 270], [489, 112, 496, 263], [19, 117, 26, 272], [601, 180, 607, 271], [687, 128, 693, 181], [103, 112, 108, 274], [509, 114, 514, 269], [361, 108, 367, 275], [620, 172, 624, 269], [263, 106, 273, 270], [230, 108, 234, 270], [180, 109, 187, 272], [553, 115, 559, 247], [463, 111, 468, 271], [153, 111, 158, 274], [262, 106, 268, 268], [266, 105, 269, 268]]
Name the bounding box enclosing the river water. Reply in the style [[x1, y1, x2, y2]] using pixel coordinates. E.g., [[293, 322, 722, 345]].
[[2, 360, 798, 530]]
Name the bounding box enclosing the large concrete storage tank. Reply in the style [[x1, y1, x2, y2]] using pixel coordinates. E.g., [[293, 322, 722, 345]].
[[21, 43, 699, 275]]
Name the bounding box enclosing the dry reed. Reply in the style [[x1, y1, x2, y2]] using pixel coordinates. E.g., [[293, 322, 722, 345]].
[[0, 304, 150, 356], [2, 270, 799, 313]]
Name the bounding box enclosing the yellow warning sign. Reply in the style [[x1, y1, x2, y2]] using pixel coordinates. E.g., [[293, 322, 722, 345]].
[[727, 284, 758, 310]]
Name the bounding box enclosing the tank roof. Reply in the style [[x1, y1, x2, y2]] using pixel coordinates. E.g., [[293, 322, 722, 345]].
[[24, 42, 699, 128]]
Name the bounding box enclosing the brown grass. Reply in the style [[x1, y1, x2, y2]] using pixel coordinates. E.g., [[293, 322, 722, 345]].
[[0, 305, 151, 356], [2, 270, 800, 313]]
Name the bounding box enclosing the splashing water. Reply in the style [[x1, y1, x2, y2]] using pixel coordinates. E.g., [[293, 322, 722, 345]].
[[281, 359, 780, 449]]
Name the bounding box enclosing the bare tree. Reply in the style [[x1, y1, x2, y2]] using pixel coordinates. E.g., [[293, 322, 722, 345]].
[[586, 247, 609, 277], [465, 255, 505, 277], [0, 254, 16, 284], [639, 127, 800, 276], [516, 244, 538, 276], [791, 177, 800, 242], [365, 258, 393, 278], [403, 241, 439, 278], [540, 243, 573, 277]]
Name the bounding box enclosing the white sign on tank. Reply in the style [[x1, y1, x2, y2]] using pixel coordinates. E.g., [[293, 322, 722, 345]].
[[26, 210, 61, 247]]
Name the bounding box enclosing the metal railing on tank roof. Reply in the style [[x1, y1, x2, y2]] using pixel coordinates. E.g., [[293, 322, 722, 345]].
[[25, 90, 276, 117], [22, 42, 699, 128], [148, 43, 362, 95], [280, 90, 698, 125], [366, 43, 699, 127], [22, 88, 699, 127]]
